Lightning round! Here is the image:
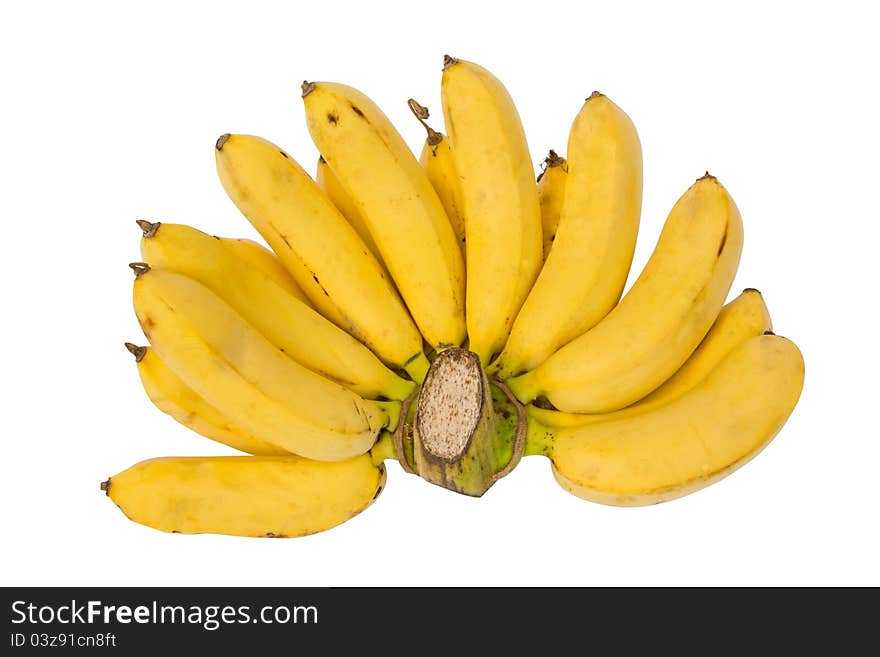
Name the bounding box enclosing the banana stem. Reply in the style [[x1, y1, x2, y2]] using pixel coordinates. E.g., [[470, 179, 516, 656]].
[[391, 390, 419, 474], [413, 348, 496, 496], [376, 400, 402, 432], [524, 417, 555, 457], [407, 98, 443, 146], [490, 380, 526, 480], [370, 432, 397, 466], [403, 352, 431, 385]]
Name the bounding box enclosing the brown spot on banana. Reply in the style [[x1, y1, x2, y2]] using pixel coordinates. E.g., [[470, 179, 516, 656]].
[[717, 225, 728, 255]]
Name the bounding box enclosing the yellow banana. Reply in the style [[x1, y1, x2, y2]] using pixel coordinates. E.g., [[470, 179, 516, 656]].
[[490, 93, 642, 379], [215, 133, 429, 383], [637, 287, 771, 406], [441, 56, 543, 365], [124, 343, 288, 456], [408, 99, 467, 260], [527, 288, 772, 428], [139, 220, 310, 305], [530, 334, 804, 506], [101, 455, 385, 537], [213, 235, 309, 305], [536, 150, 567, 260], [131, 266, 398, 461], [315, 155, 386, 267], [138, 221, 414, 401], [508, 174, 743, 413], [302, 81, 466, 351]]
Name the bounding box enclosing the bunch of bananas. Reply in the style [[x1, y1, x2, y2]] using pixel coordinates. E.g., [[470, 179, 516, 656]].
[[103, 56, 804, 538]]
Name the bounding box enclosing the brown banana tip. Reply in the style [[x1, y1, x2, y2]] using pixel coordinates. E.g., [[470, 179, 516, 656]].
[[136, 219, 160, 238], [124, 342, 147, 362], [129, 262, 151, 277], [586, 90, 605, 101], [763, 330, 777, 336], [100, 479, 110, 494], [215, 133, 231, 151], [442, 54, 458, 70], [301, 81, 316, 97], [698, 171, 717, 181], [544, 149, 565, 168], [743, 287, 762, 295], [318, 154, 326, 163]]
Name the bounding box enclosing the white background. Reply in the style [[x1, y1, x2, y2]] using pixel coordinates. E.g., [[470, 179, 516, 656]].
[[1, 0, 877, 586]]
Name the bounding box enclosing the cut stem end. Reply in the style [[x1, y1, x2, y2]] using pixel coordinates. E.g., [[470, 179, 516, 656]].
[[413, 349, 498, 496]]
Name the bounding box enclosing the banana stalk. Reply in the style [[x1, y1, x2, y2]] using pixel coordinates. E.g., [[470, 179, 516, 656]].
[[402, 349, 525, 496]]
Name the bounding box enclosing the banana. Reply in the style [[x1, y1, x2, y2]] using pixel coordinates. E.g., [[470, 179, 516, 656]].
[[508, 173, 743, 413], [124, 343, 288, 455], [138, 221, 414, 400], [490, 93, 642, 379], [301, 81, 466, 351], [637, 287, 771, 406], [528, 333, 804, 506], [441, 56, 543, 365], [131, 265, 399, 461], [139, 220, 310, 305], [526, 288, 772, 428], [408, 99, 467, 260], [213, 235, 309, 305], [215, 133, 430, 383], [101, 455, 385, 537], [536, 150, 567, 260], [315, 155, 386, 267]]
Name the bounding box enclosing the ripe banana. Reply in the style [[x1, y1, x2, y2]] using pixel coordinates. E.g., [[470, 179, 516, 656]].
[[125, 343, 288, 455], [302, 81, 466, 351], [536, 150, 567, 260], [637, 287, 770, 406], [441, 56, 543, 365], [132, 266, 399, 461], [527, 288, 772, 428], [408, 99, 467, 260], [138, 221, 414, 401], [102, 455, 385, 537], [527, 333, 804, 506], [209, 232, 310, 306], [490, 93, 642, 379], [508, 173, 743, 413], [215, 133, 430, 383], [315, 155, 386, 267]]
